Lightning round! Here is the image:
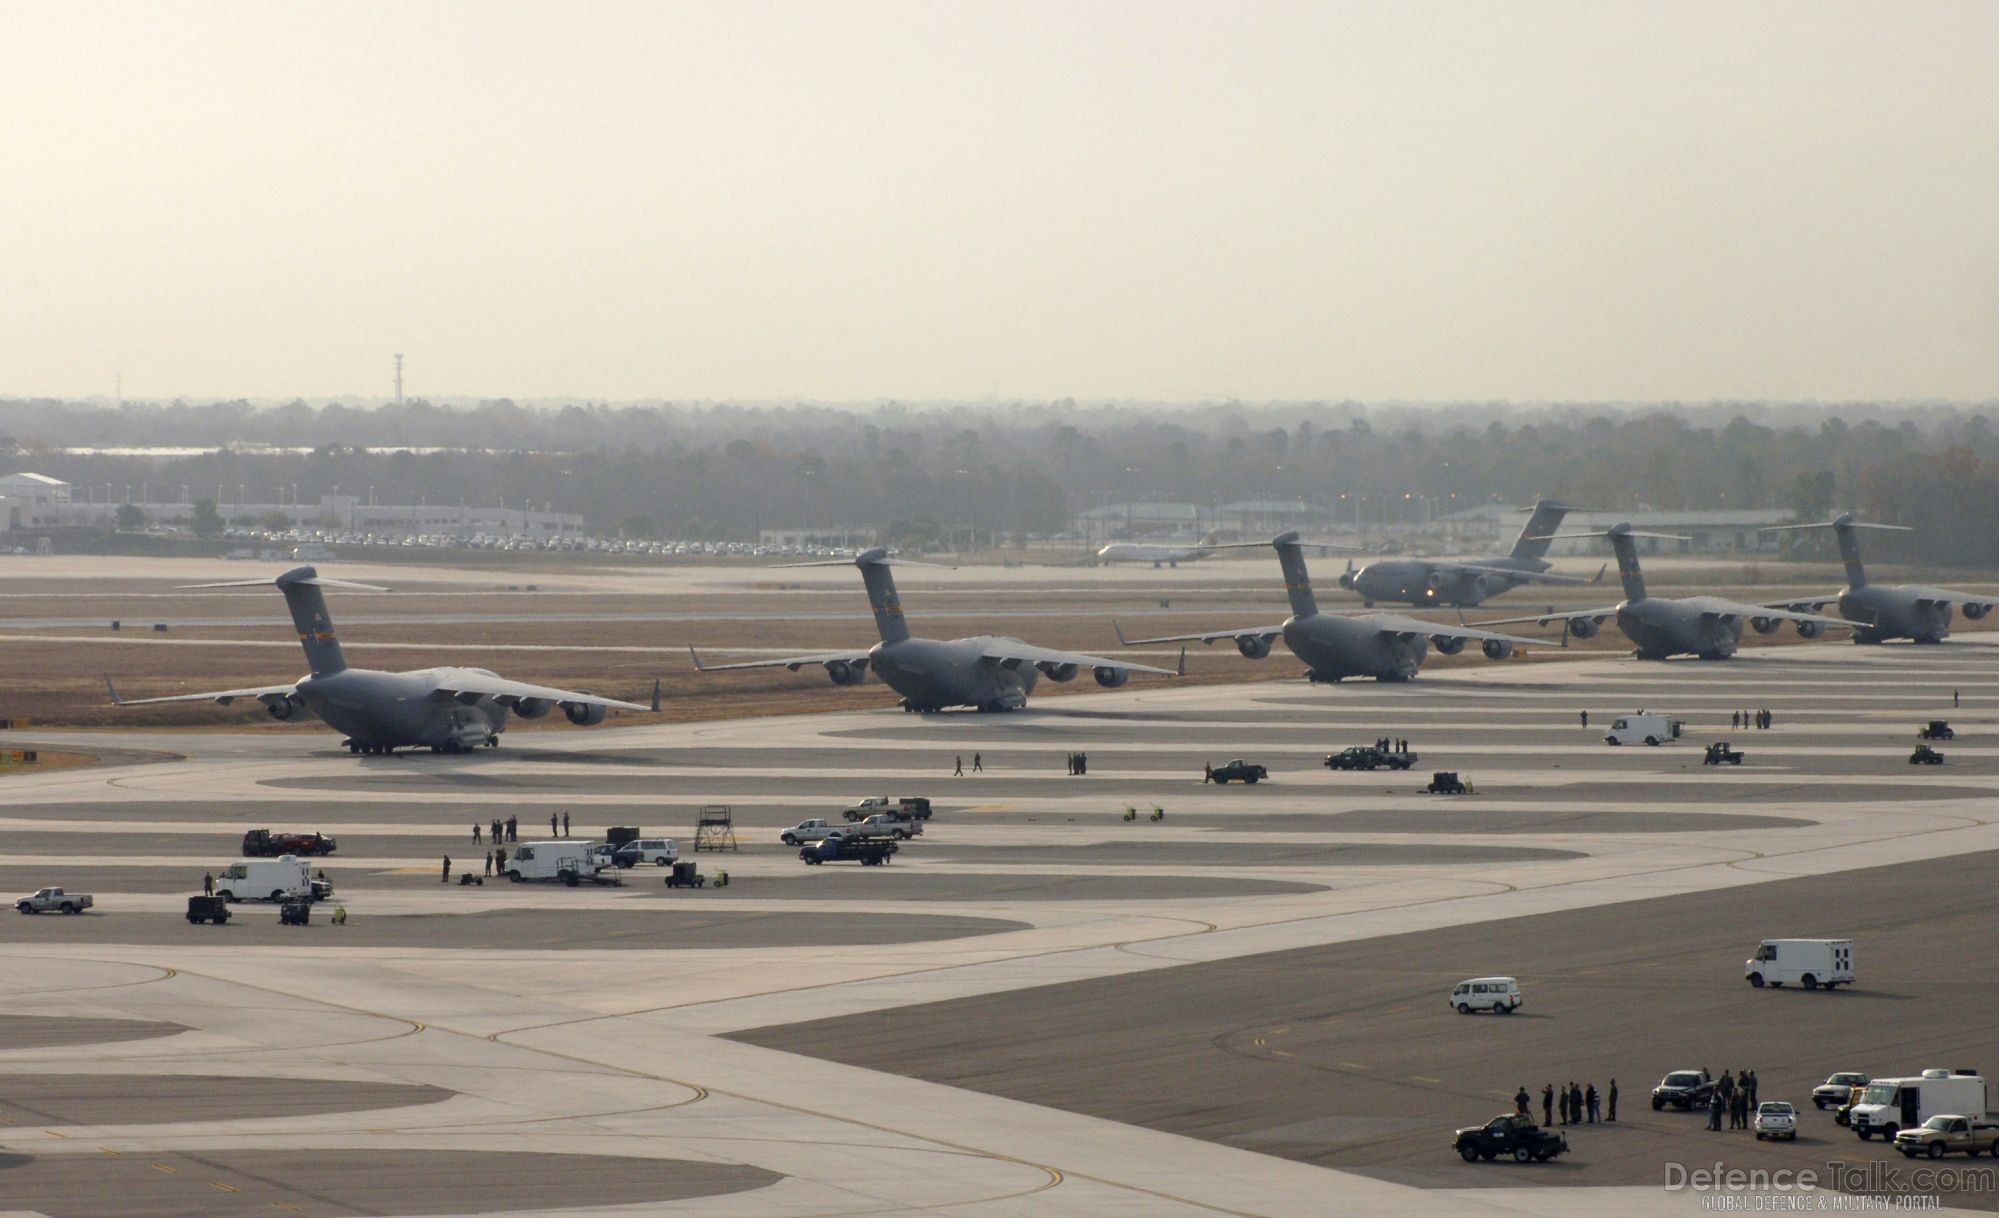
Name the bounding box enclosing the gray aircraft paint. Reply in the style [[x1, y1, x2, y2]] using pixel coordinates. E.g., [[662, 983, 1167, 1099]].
[[1339, 500, 1592, 607], [1759, 514, 1996, 644], [691, 549, 1173, 712], [1480, 523, 1852, 660], [1119, 532, 1546, 683], [109, 566, 653, 753]]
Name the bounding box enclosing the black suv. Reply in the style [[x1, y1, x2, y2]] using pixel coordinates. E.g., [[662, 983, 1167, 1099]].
[[1453, 1113, 1568, 1163], [1652, 1070, 1716, 1111]]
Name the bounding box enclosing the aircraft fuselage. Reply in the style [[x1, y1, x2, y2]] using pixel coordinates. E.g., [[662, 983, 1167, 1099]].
[[296, 667, 509, 751], [1281, 614, 1429, 682], [1346, 557, 1547, 608], [1614, 598, 1747, 660], [869, 636, 1042, 712], [1838, 586, 1954, 644]]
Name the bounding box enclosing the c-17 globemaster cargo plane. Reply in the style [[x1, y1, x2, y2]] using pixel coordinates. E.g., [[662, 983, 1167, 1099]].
[[1337, 499, 1603, 608], [1116, 532, 1550, 682], [1478, 523, 1853, 659], [108, 566, 657, 753], [1758, 514, 1997, 644], [689, 548, 1177, 711]]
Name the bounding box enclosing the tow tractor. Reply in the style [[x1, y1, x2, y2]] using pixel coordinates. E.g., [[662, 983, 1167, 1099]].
[[1702, 741, 1745, 766]]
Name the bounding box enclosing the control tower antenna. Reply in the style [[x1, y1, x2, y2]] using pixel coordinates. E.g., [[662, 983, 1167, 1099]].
[[394, 353, 404, 405]]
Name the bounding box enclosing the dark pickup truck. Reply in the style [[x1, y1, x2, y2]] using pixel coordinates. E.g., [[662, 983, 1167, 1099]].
[[800, 835, 899, 866], [1453, 1113, 1568, 1163], [242, 830, 337, 857], [1324, 746, 1416, 771], [1206, 760, 1268, 784], [1652, 1070, 1717, 1111]]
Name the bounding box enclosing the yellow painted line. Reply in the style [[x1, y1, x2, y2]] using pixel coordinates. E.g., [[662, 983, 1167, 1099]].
[[1271, 1026, 1290, 1034], [1252, 1038, 1265, 1046], [0, 1116, 13, 1125], [1339, 1061, 1367, 1070], [45, 1129, 66, 1138], [1413, 1075, 1441, 1083], [1272, 1050, 1293, 1058], [99, 1147, 119, 1155], [151, 1163, 180, 1175]]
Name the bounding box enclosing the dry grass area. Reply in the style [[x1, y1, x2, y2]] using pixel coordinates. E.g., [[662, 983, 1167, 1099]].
[[2, 558, 1991, 729]]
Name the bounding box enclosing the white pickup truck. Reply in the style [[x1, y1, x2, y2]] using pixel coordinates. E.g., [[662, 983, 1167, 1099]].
[[848, 813, 923, 841], [16, 887, 93, 914], [780, 819, 843, 846]]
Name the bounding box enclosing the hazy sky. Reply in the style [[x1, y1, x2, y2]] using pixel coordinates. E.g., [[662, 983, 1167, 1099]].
[[3, 2, 1996, 402]]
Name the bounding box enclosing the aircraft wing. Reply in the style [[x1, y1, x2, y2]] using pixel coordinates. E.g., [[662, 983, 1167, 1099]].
[[1900, 585, 1998, 611], [1115, 621, 1285, 648], [105, 677, 299, 707], [429, 669, 657, 712], [686, 645, 873, 673], [1474, 606, 1623, 628], [1701, 603, 1853, 628], [1761, 594, 1840, 614], [978, 639, 1179, 677], [1447, 561, 1602, 586], [1363, 614, 1554, 647]]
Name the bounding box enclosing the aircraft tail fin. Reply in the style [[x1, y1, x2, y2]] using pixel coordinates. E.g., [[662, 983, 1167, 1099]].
[[853, 549, 912, 645], [1509, 500, 1583, 562], [1269, 532, 1320, 618], [1760, 515, 1911, 590], [1528, 525, 1685, 603], [180, 566, 386, 676]]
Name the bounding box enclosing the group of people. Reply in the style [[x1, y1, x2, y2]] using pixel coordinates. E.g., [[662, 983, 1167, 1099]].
[[1705, 1068, 1761, 1130], [953, 753, 984, 775], [1523, 1080, 1616, 1126], [1064, 752, 1089, 775], [1731, 709, 1774, 730], [478, 816, 522, 844], [1374, 737, 1412, 753]]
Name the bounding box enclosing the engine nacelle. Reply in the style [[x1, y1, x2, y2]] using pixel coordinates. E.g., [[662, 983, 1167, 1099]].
[[1426, 570, 1446, 591], [1431, 635, 1467, 656], [1794, 620, 1822, 639], [1481, 639, 1514, 661], [512, 697, 555, 719], [1965, 602, 1990, 620], [562, 701, 608, 726], [1569, 617, 1600, 639], [1037, 661, 1079, 683], [1749, 616, 1780, 635], [824, 659, 869, 686], [1093, 666, 1130, 689], [1236, 635, 1273, 659], [263, 693, 310, 721]]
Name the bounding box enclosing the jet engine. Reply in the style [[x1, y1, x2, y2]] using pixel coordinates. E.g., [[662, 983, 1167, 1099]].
[[1965, 603, 1991, 620], [1794, 620, 1822, 639], [1568, 618, 1600, 639], [1236, 635, 1272, 659], [1749, 617, 1780, 635], [1093, 666, 1130, 688], [824, 659, 869, 686], [1481, 639, 1514, 661], [512, 697, 555, 719], [1037, 661, 1080, 683], [1337, 562, 1357, 589], [262, 692, 312, 721], [1431, 635, 1467, 655], [1426, 570, 1446, 591], [562, 701, 608, 726]]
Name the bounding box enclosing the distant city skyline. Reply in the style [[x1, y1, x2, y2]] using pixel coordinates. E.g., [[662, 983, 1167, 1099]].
[[3, 2, 1996, 402]]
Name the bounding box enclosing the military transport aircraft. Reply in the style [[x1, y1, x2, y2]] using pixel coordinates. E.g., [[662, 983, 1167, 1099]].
[[1338, 499, 1602, 607], [1114, 531, 1550, 682], [1477, 523, 1854, 659], [688, 548, 1178, 711], [107, 566, 657, 754], [1758, 514, 1997, 644]]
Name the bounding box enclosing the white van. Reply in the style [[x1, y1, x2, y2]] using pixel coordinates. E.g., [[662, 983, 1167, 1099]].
[[1450, 977, 1523, 1015], [1850, 1070, 1990, 1141], [215, 856, 317, 902], [1604, 712, 1682, 746], [1745, 938, 1853, 989], [504, 841, 600, 882]]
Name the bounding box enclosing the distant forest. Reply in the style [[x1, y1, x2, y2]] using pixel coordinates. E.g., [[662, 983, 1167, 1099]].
[[4, 397, 1999, 564]]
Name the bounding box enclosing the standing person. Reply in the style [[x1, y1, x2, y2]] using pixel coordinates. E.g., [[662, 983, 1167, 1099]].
[[484, 851, 493, 877], [562, 811, 570, 837], [1730, 710, 1740, 729], [491, 818, 502, 844], [441, 855, 451, 883], [1077, 752, 1087, 774], [1203, 761, 1213, 783], [1745, 1069, 1758, 1107], [1580, 710, 1589, 729], [1542, 1083, 1554, 1126], [550, 812, 558, 837], [1608, 1078, 1618, 1122], [1514, 1086, 1530, 1116], [1586, 1083, 1599, 1124], [507, 815, 518, 842], [1954, 688, 1960, 707], [953, 755, 963, 776], [1570, 1082, 1583, 1129], [202, 871, 214, 896], [972, 752, 982, 773], [1707, 1088, 1724, 1131], [495, 846, 507, 874], [472, 822, 482, 844], [1558, 1084, 1570, 1126]]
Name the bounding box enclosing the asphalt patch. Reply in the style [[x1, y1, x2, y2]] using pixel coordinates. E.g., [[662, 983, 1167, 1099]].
[[0, 1014, 185, 1051], [0, 1073, 449, 1125]]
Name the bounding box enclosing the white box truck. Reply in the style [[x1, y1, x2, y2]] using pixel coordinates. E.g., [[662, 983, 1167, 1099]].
[[504, 841, 600, 883], [214, 856, 318, 902], [1604, 712, 1683, 745], [1850, 1070, 1990, 1141], [1745, 939, 1853, 990]]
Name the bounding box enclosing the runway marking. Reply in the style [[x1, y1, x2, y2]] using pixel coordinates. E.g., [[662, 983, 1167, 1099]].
[[210, 1181, 240, 1193], [98, 1146, 117, 1154], [1340, 1061, 1367, 1070], [1412, 1075, 1441, 1083], [44, 1129, 66, 1138], [151, 1162, 179, 1174]]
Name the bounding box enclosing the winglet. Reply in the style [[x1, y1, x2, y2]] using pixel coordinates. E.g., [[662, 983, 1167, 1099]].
[[649, 678, 662, 713], [686, 646, 709, 673], [1590, 562, 1607, 586], [1177, 646, 1187, 677], [1113, 620, 1131, 648], [104, 675, 125, 705]]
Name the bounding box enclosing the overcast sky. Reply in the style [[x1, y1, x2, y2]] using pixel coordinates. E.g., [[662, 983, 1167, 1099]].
[[3, 2, 1995, 403]]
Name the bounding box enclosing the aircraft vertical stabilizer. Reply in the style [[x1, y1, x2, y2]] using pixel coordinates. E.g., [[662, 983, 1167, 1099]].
[[855, 550, 913, 645], [1270, 532, 1320, 618], [1830, 515, 1870, 589], [1510, 501, 1578, 563]]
